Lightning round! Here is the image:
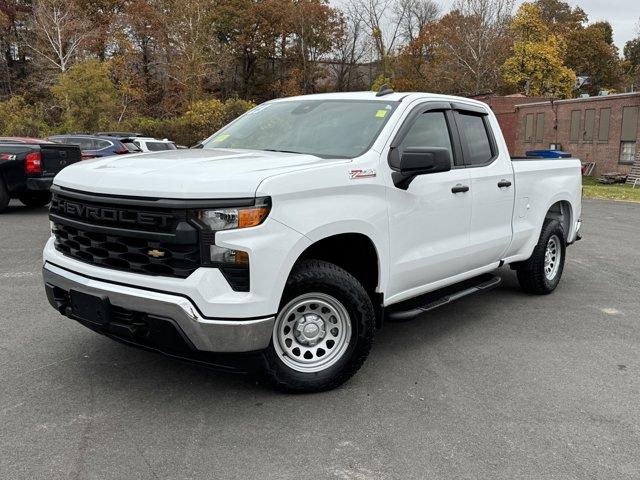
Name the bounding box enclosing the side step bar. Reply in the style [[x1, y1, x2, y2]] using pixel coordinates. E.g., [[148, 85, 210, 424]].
[[385, 273, 502, 322]]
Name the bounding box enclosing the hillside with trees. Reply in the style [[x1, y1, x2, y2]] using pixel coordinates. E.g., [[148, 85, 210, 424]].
[[0, 0, 639, 144]]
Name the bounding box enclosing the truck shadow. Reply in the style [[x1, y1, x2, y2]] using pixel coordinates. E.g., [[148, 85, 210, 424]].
[[67, 268, 528, 395]]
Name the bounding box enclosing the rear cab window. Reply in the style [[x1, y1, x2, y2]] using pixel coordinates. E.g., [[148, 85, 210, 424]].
[[454, 110, 496, 167]]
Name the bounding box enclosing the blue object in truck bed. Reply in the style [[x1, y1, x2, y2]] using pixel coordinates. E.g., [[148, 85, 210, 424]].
[[525, 150, 572, 158]]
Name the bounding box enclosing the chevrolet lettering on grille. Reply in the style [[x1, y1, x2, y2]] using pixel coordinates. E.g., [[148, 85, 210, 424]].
[[52, 198, 173, 228]]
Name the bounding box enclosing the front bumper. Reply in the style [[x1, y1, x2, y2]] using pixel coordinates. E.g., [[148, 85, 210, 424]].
[[43, 262, 274, 354]]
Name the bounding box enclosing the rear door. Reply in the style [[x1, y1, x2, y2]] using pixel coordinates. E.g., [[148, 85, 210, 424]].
[[386, 102, 472, 301], [453, 104, 514, 269]]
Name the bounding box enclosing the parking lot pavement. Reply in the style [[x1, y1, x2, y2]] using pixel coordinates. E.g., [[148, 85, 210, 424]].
[[1, 198, 639, 480]]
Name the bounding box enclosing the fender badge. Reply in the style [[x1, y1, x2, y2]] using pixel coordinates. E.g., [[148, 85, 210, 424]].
[[349, 169, 376, 179], [147, 249, 166, 258]]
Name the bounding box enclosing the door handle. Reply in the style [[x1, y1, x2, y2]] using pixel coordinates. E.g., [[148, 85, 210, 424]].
[[451, 184, 470, 194], [497, 179, 512, 188]]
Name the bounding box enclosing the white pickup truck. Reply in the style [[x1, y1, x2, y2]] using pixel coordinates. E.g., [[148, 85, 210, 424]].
[[42, 90, 582, 391]]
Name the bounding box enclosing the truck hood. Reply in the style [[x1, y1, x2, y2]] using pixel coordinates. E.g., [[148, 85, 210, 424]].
[[53, 148, 345, 198]]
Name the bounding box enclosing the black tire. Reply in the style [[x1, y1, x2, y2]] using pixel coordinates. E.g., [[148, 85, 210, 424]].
[[18, 191, 52, 208], [263, 259, 375, 393], [0, 177, 9, 213], [515, 218, 566, 295]]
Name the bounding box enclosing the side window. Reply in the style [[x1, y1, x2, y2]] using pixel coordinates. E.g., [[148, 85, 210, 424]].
[[455, 112, 494, 166], [94, 140, 112, 150], [74, 138, 96, 150], [399, 111, 453, 160]]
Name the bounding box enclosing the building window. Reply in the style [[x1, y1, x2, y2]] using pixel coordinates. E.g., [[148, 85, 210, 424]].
[[598, 108, 611, 142], [620, 106, 638, 165], [583, 109, 595, 142], [535, 113, 544, 143], [570, 110, 581, 143], [620, 142, 636, 164], [524, 113, 533, 143]]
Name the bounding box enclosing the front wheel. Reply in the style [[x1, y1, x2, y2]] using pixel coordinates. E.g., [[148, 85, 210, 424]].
[[515, 218, 566, 295], [263, 260, 375, 392], [18, 191, 52, 208]]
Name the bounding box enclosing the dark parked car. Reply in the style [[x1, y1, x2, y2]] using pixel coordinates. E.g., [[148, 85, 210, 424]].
[[47, 134, 141, 159], [0, 137, 81, 213]]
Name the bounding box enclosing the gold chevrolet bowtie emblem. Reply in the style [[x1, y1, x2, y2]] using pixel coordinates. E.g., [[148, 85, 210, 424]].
[[147, 249, 165, 258]]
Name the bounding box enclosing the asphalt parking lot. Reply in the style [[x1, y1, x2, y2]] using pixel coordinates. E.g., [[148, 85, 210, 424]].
[[1, 198, 639, 480]]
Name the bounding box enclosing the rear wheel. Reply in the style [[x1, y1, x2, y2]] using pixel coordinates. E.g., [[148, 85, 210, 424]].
[[18, 191, 52, 208], [0, 178, 8, 213], [263, 260, 375, 392], [515, 218, 566, 295]]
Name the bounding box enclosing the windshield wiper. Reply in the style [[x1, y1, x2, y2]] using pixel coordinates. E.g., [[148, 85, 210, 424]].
[[262, 148, 306, 155]]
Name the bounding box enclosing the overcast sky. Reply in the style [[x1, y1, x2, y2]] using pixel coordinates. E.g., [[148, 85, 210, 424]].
[[333, 0, 639, 51]]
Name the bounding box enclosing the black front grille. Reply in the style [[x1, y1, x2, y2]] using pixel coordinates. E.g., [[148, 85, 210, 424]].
[[50, 190, 202, 279], [52, 223, 201, 278]]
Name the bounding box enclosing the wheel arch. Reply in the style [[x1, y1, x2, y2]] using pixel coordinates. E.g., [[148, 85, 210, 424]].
[[281, 231, 384, 325], [544, 198, 573, 242]]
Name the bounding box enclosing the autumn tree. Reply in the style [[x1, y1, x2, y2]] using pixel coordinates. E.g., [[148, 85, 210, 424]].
[[116, 0, 166, 116], [564, 21, 621, 95], [502, 2, 575, 98], [436, 0, 514, 94], [395, 0, 513, 95], [622, 20, 640, 91], [394, 19, 440, 91], [288, 0, 344, 93], [162, 0, 227, 106], [74, 0, 125, 59], [533, 0, 586, 32], [24, 0, 94, 73]]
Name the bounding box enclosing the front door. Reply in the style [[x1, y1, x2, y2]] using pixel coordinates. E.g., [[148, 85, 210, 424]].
[[386, 105, 472, 303]]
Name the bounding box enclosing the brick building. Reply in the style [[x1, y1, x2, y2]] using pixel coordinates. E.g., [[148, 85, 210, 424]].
[[512, 92, 640, 175], [472, 94, 551, 154]]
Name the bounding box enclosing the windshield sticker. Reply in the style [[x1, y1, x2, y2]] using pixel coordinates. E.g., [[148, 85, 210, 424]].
[[212, 134, 230, 143], [375, 109, 388, 118]]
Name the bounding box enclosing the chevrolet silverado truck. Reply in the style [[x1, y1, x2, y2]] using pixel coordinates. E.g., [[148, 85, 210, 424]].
[[0, 137, 81, 213], [42, 90, 582, 392]]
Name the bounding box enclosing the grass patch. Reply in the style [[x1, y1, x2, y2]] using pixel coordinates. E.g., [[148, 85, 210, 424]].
[[582, 177, 640, 203]]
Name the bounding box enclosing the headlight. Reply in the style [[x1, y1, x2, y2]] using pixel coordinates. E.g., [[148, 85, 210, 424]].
[[192, 198, 271, 231], [189, 197, 270, 278]]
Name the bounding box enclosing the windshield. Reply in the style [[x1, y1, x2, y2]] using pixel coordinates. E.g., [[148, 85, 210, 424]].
[[202, 100, 399, 158]]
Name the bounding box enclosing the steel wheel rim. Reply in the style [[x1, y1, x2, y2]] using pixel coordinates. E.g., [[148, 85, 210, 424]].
[[273, 292, 352, 373], [544, 234, 561, 280]]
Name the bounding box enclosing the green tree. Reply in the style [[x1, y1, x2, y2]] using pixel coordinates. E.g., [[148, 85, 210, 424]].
[[0, 96, 48, 137], [502, 3, 575, 98], [622, 27, 640, 92], [51, 59, 118, 131], [564, 22, 621, 95], [533, 0, 586, 32]]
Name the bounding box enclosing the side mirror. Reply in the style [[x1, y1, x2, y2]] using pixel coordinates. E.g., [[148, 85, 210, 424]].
[[389, 147, 452, 189]]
